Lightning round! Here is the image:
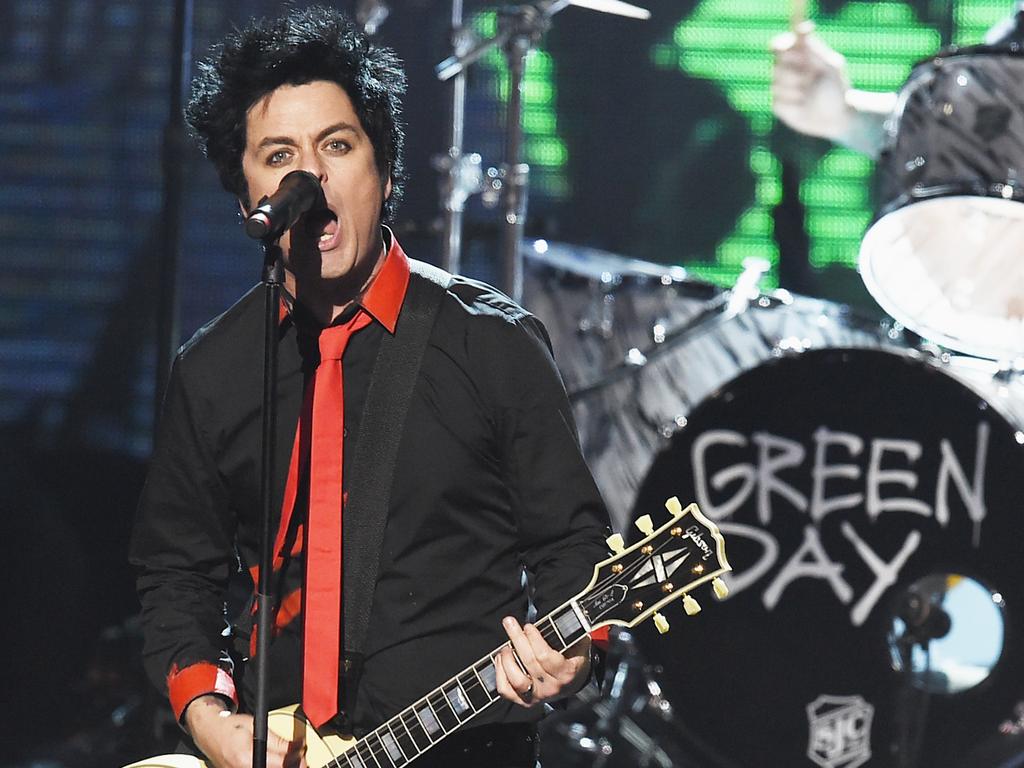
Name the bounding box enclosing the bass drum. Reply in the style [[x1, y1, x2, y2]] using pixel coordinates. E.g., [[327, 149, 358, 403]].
[[630, 346, 1024, 767]]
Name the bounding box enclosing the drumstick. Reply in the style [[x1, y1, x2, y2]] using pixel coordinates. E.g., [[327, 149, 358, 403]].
[[790, 0, 808, 32]]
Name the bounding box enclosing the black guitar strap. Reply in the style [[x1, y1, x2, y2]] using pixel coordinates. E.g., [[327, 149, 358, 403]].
[[339, 259, 451, 723]]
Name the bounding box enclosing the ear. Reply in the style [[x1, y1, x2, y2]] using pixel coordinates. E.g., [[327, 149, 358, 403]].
[[383, 174, 393, 201]]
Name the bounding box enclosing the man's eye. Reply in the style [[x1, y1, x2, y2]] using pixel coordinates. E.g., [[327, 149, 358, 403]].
[[326, 139, 350, 152], [267, 150, 290, 166]]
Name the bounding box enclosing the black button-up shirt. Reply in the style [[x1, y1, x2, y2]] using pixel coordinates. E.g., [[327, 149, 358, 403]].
[[130, 237, 610, 735]]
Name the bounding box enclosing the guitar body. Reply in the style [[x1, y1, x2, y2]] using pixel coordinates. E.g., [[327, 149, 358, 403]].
[[123, 705, 355, 768]]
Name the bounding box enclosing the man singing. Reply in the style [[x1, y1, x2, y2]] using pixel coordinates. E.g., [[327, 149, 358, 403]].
[[130, 6, 610, 768]]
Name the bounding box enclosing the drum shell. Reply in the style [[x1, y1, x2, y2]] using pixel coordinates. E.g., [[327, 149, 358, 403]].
[[878, 46, 1024, 214]]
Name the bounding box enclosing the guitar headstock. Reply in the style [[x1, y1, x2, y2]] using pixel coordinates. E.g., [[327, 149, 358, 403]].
[[578, 498, 731, 635]]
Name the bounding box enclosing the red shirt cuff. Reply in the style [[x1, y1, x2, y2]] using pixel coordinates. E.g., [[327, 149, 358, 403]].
[[167, 662, 238, 722]]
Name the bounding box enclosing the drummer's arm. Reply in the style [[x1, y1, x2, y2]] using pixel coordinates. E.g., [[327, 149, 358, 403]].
[[770, 23, 897, 159]]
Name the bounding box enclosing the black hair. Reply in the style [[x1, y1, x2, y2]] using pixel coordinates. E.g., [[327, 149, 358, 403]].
[[185, 5, 406, 220]]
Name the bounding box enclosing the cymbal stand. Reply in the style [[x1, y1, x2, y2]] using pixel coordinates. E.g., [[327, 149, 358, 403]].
[[436, 1, 649, 299], [437, 3, 554, 303], [435, 0, 483, 276]]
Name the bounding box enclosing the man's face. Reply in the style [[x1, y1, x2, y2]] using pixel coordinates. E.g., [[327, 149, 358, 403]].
[[241, 80, 391, 290]]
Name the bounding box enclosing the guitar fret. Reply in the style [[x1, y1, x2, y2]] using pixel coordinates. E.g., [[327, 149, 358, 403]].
[[476, 659, 498, 699], [382, 722, 410, 765], [553, 604, 585, 644], [427, 689, 460, 733], [444, 680, 475, 719], [422, 698, 448, 735], [361, 733, 391, 768], [540, 615, 565, 649], [400, 708, 433, 752], [389, 717, 419, 760], [462, 668, 492, 710], [347, 741, 377, 768]]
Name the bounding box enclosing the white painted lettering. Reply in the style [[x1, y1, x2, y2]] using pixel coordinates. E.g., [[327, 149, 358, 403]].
[[866, 439, 931, 520], [763, 525, 852, 610], [841, 522, 921, 626], [936, 421, 989, 546], [752, 431, 808, 524], [692, 430, 755, 520], [810, 427, 864, 523]]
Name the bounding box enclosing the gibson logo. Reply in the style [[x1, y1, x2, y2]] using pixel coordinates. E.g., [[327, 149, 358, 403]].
[[686, 525, 714, 561]]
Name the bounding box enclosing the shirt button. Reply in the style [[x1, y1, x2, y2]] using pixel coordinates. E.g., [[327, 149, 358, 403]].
[[343, 428, 348, 438]]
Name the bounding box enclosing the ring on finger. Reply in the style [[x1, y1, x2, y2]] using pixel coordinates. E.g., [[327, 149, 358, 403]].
[[522, 682, 534, 700]]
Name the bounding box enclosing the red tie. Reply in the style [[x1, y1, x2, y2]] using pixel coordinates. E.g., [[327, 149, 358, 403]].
[[302, 311, 371, 728]]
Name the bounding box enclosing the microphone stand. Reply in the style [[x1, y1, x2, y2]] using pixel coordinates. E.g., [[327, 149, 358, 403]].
[[252, 238, 284, 768], [891, 592, 949, 768]]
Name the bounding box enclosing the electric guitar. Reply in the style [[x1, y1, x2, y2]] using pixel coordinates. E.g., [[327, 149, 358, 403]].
[[125, 497, 730, 768]]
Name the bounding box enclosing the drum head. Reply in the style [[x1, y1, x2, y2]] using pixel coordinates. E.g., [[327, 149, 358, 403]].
[[631, 347, 1024, 767], [865, 49, 1024, 360]]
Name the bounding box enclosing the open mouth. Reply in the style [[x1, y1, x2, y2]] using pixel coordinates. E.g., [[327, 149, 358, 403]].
[[302, 207, 341, 251]]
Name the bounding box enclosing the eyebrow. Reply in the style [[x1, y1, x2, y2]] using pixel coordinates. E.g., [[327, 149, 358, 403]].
[[255, 122, 360, 151]]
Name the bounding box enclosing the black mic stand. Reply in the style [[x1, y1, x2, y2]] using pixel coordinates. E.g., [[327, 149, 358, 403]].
[[893, 634, 931, 768], [891, 592, 950, 768], [252, 237, 284, 768]]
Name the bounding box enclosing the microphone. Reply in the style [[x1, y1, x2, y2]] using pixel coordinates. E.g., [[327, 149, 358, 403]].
[[244, 170, 322, 240]]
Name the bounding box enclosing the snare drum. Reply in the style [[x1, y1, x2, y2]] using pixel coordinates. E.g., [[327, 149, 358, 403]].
[[522, 238, 722, 398], [630, 346, 1024, 767]]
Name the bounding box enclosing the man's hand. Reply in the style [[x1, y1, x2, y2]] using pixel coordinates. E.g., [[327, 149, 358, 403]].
[[494, 617, 591, 708], [771, 22, 855, 142], [184, 695, 306, 768], [770, 21, 896, 157]]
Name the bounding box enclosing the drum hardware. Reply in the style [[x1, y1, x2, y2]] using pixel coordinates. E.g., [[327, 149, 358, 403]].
[[434, 1, 650, 300], [539, 628, 730, 767], [569, 284, 806, 404], [860, 45, 1024, 361]]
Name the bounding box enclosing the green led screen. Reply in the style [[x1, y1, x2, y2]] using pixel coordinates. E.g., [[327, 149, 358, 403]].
[[473, 1, 1010, 289]]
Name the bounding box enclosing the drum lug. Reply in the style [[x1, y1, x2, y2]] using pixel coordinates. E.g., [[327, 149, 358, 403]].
[[658, 416, 688, 440]]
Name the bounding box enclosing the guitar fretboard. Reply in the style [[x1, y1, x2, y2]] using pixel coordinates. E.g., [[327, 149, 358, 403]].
[[327, 602, 588, 768]]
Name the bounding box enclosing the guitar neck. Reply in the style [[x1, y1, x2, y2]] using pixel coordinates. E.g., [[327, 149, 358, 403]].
[[331, 599, 590, 768]]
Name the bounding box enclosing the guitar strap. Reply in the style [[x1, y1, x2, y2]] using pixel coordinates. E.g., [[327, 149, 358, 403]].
[[338, 258, 451, 726]]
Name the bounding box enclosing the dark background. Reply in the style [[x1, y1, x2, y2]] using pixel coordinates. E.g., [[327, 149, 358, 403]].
[[0, 1, 1009, 765]]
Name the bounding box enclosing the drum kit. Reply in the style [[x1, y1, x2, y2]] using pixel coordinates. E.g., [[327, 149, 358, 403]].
[[419, 3, 1024, 766], [480, 11, 1024, 768]]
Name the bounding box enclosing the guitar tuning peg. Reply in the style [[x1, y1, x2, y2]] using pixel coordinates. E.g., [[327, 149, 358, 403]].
[[653, 612, 670, 634], [664, 497, 682, 515], [683, 594, 702, 616], [713, 577, 729, 600], [606, 533, 625, 555], [635, 514, 654, 536]]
